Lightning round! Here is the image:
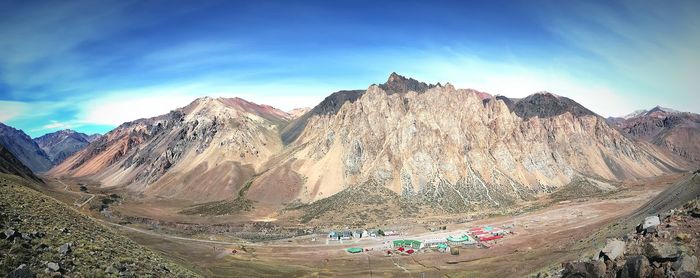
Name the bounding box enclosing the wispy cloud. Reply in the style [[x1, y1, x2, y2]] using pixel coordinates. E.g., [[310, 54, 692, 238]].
[[36, 120, 76, 131], [534, 0, 700, 115], [1, 1, 698, 137], [0, 101, 26, 122], [0, 1, 134, 100]]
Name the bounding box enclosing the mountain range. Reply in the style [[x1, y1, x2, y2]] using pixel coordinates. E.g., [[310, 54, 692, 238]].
[[34, 129, 101, 164], [607, 106, 700, 164], [0, 125, 102, 173], [36, 73, 694, 212]]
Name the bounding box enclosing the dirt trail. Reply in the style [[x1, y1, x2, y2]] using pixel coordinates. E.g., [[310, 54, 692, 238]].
[[56, 179, 95, 208]]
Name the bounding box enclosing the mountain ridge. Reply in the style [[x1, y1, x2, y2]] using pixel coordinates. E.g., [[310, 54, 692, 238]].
[[0, 122, 53, 173], [34, 129, 101, 164], [608, 107, 700, 164], [46, 74, 692, 212], [50, 97, 290, 202]]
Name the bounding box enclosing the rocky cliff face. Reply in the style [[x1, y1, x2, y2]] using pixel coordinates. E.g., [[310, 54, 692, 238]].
[[608, 107, 700, 164], [0, 122, 53, 173], [249, 75, 687, 211], [50, 97, 291, 201], [34, 129, 100, 164]]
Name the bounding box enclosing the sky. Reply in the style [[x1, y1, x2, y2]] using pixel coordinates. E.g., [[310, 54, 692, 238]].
[[0, 0, 698, 137]]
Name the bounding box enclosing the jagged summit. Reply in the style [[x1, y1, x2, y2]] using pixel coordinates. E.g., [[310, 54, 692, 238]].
[[378, 72, 439, 95], [646, 105, 681, 117]]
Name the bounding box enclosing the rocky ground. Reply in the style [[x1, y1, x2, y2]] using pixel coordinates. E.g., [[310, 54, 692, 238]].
[[548, 198, 700, 277], [0, 174, 198, 277]]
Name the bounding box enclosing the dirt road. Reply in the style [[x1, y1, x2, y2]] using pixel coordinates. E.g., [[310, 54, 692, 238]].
[[44, 175, 679, 277]]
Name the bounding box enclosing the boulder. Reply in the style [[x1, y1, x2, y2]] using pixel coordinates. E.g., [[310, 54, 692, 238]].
[[672, 254, 698, 273], [7, 264, 34, 278], [561, 261, 606, 278], [4, 229, 18, 240], [58, 243, 72, 255], [620, 256, 650, 278], [46, 262, 60, 272], [598, 239, 625, 260], [645, 225, 657, 234], [645, 242, 682, 261], [642, 216, 660, 230]]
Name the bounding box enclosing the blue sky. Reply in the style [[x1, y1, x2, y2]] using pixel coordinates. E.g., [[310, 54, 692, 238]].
[[0, 0, 698, 137]]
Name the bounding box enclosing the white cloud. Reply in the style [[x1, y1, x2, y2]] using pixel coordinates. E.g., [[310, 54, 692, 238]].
[[41, 120, 74, 130], [532, 1, 700, 115], [0, 101, 26, 122], [79, 86, 199, 126]]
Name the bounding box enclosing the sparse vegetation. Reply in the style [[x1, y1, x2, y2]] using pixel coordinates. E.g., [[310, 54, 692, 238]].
[[550, 176, 617, 201], [291, 179, 433, 224], [0, 174, 197, 277], [179, 178, 255, 216]]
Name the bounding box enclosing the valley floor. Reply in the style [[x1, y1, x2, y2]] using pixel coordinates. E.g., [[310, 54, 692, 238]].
[[37, 173, 685, 277]]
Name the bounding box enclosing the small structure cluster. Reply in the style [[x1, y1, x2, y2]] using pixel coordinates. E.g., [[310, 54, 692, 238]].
[[328, 229, 377, 240], [468, 226, 508, 243]]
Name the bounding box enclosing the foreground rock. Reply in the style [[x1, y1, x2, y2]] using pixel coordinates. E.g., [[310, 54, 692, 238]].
[[561, 260, 606, 277], [556, 198, 700, 278]]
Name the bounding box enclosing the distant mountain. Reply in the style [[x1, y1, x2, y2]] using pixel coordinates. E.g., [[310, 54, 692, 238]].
[[510, 92, 597, 119], [608, 106, 700, 164], [288, 107, 311, 119], [0, 142, 41, 182], [50, 97, 291, 202], [0, 122, 53, 173], [34, 129, 101, 164]]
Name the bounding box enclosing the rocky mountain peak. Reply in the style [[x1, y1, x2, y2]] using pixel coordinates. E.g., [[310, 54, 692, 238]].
[[512, 91, 597, 119], [609, 106, 700, 164], [646, 106, 681, 117], [378, 72, 438, 95], [622, 109, 648, 119], [34, 129, 98, 164]]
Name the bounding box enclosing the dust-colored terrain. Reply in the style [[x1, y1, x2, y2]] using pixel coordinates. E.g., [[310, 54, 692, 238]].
[[34, 171, 693, 277]]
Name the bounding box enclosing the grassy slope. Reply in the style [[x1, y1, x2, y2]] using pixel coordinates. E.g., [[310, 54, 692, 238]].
[[0, 174, 199, 277], [291, 179, 433, 226], [179, 178, 255, 216]]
